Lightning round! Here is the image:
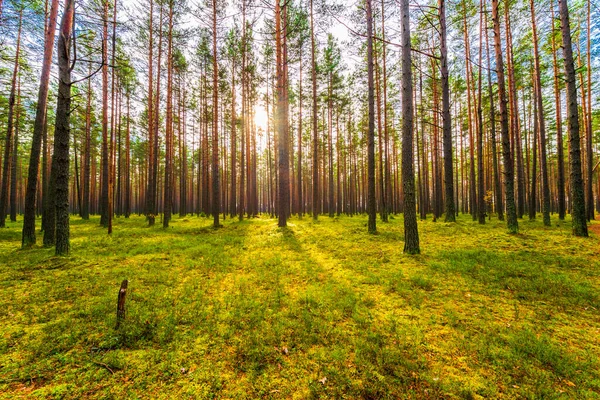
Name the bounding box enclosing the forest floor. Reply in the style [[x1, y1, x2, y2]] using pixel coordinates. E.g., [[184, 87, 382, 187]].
[[0, 213, 599, 399]]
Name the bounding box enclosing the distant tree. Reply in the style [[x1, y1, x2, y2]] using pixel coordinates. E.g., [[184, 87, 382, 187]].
[[492, 0, 518, 233]]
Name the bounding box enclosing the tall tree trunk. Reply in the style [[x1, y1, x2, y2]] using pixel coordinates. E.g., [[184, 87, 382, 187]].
[[550, 0, 565, 220], [163, 0, 174, 228], [558, 0, 588, 236], [530, 0, 550, 225], [146, 0, 155, 225], [100, 0, 110, 228], [0, 9, 22, 228], [276, 0, 289, 227], [463, 5, 476, 220], [22, 0, 60, 246], [125, 94, 131, 217], [366, 0, 376, 233], [530, 79, 538, 221], [52, 0, 75, 255], [10, 78, 21, 222], [585, 0, 593, 220], [108, 0, 118, 234], [476, 1, 485, 225], [440, 0, 455, 222], [492, 0, 518, 233], [212, 0, 221, 227], [310, 0, 319, 220], [230, 54, 237, 218], [401, 0, 419, 253], [484, 6, 502, 220], [82, 64, 92, 219], [297, 48, 303, 217]]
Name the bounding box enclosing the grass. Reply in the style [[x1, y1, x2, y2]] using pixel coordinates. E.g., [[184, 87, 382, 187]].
[[0, 213, 599, 399]]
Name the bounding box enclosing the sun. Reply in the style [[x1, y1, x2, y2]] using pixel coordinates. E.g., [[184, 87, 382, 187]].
[[254, 105, 269, 132]]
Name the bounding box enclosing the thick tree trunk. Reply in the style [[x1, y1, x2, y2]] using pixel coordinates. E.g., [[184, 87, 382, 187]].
[[52, 0, 75, 255], [440, 0, 455, 222], [558, 0, 588, 236], [22, 0, 59, 246], [276, 0, 290, 227], [401, 0, 419, 253]]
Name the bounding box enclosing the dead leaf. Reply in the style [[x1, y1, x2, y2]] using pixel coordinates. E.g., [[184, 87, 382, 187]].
[[319, 377, 327, 385]]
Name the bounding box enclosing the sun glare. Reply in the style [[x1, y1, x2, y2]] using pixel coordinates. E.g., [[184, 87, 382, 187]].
[[254, 105, 269, 132]]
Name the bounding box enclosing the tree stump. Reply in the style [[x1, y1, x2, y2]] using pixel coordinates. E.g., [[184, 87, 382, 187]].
[[116, 279, 128, 328]]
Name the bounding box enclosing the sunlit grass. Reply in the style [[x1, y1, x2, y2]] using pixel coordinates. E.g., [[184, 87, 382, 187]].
[[0, 213, 599, 398]]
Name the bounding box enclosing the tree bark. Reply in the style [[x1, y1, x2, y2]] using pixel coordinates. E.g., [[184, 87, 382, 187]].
[[492, 0, 518, 233], [366, 0, 376, 233], [401, 0, 419, 253], [52, 0, 75, 255], [22, 0, 60, 245], [558, 0, 588, 236], [440, 0, 455, 222]]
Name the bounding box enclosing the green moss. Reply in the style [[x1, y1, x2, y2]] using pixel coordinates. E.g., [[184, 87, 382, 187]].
[[0, 214, 599, 398]]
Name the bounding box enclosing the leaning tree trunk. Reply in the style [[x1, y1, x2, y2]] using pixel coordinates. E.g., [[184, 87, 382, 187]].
[[492, 0, 518, 233], [22, 0, 60, 247], [401, 0, 419, 253], [558, 0, 588, 236]]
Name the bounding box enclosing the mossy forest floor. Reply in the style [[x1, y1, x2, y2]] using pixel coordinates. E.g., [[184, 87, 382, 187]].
[[1, 213, 599, 399]]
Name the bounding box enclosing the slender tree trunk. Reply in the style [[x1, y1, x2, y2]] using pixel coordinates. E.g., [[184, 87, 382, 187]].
[[310, 0, 319, 220], [145, 0, 155, 225], [230, 54, 237, 218], [163, 0, 174, 228], [585, 0, 593, 220], [0, 10, 22, 228], [530, 0, 550, 225], [484, 6, 502, 220], [476, 1, 485, 225], [297, 49, 303, 217], [100, 0, 110, 227], [550, 0, 566, 220], [212, 0, 221, 227], [366, 0, 376, 233]]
